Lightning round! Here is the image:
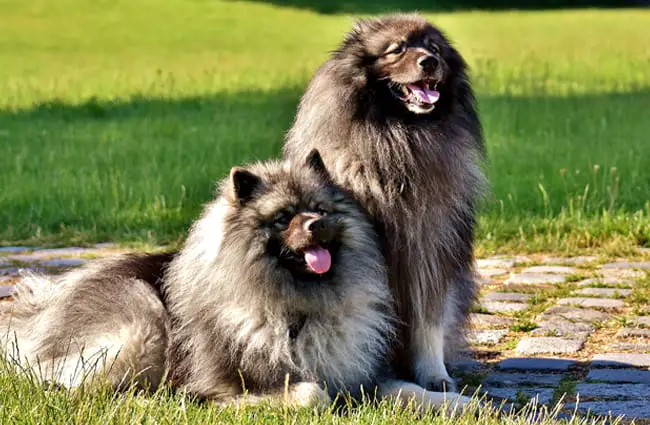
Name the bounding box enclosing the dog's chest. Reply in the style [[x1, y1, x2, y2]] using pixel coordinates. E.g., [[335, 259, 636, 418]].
[[288, 301, 390, 391]]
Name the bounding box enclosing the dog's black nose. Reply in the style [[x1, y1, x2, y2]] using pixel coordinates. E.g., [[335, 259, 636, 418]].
[[308, 218, 326, 233], [418, 55, 439, 71], [306, 217, 336, 243]]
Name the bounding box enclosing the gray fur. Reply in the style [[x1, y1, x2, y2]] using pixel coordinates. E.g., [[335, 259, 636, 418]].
[[0, 157, 404, 408], [0, 253, 171, 390], [283, 14, 486, 391], [163, 158, 395, 402]]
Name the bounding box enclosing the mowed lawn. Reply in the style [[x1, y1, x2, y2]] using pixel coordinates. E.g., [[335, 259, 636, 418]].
[[0, 0, 649, 253]]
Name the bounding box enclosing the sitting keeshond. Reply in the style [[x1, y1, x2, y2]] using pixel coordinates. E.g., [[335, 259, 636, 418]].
[[284, 14, 486, 392], [1, 151, 471, 411]]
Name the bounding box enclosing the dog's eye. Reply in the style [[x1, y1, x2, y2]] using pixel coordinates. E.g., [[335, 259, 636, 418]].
[[316, 207, 329, 216], [273, 211, 293, 229], [428, 43, 440, 54], [386, 42, 405, 55]]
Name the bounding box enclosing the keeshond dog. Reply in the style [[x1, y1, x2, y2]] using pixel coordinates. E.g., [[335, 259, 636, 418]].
[[1, 151, 471, 410], [284, 14, 486, 392]]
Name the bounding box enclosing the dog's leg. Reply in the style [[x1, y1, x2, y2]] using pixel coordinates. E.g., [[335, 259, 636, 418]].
[[412, 274, 474, 394], [411, 323, 457, 393], [378, 379, 471, 415]]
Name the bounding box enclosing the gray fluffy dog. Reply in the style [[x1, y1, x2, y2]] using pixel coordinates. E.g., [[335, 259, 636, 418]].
[[284, 14, 486, 392]]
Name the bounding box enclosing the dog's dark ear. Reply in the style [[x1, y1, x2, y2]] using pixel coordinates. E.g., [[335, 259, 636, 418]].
[[229, 167, 262, 204], [306, 149, 332, 183]]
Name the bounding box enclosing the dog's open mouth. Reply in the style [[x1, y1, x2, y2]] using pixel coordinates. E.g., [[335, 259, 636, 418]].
[[303, 246, 331, 274], [390, 79, 440, 113]]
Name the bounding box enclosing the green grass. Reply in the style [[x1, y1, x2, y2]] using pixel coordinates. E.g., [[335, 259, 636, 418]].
[[0, 360, 612, 425], [0, 0, 649, 252]]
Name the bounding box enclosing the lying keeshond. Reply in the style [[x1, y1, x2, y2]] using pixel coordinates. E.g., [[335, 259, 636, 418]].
[[284, 14, 486, 392], [1, 151, 471, 411]]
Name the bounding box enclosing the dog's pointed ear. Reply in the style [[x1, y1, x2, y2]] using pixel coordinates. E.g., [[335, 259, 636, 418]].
[[306, 149, 332, 183], [229, 167, 262, 204]]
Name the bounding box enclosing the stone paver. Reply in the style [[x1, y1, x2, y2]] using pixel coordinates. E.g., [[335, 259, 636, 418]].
[[577, 277, 634, 287], [632, 316, 650, 328], [476, 258, 517, 269], [505, 273, 566, 285], [478, 268, 508, 278], [471, 313, 515, 329], [0, 285, 14, 298], [26, 247, 92, 257], [483, 372, 564, 387], [94, 243, 119, 249], [482, 387, 554, 405], [606, 342, 650, 352], [7, 247, 118, 263], [42, 258, 88, 268], [0, 246, 32, 253], [556, 297, 624, 310], [537, 305, 611, 323], [566, 401, 650, 419], [0, 267, 21, 277], [7, 255, 44, 263], [542, 256, 597, 265], [602, 261, 650, 270], [591, 353, 650, 368], [481, 301, 529, 314], [482, 292, 533, 303], [498, 358, 576, 372], [615, 328, 650, 338], [601, 267, 645, 280], [521, 265, 576, 275], [469, 330, 508, 345], [531, 319, 594, 339], [576, 287, 632, 298], [587, 369, 650, 384], [449, 359, 482, 373], [516, 337, 584, 355], [576, 383, 650, 400]]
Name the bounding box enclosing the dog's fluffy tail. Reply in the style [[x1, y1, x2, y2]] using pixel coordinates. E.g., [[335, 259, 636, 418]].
[[1, 256, 171, 390], [1, 272, 57, 356]]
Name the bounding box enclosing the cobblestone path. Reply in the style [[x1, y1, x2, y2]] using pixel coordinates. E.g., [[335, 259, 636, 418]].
[[1, 246, 650, 422]]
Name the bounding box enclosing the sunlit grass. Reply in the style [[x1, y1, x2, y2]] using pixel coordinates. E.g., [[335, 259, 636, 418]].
[[0, 356, 617, 425], [0, 1, 648, 252]]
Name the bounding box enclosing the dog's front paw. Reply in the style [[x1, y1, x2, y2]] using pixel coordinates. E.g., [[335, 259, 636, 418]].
[[423, 375, 458, 393], [289, 382, 331, 408]]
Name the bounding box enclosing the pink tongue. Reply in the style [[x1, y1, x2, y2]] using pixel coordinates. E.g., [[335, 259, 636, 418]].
[[304, 247, 332, 274], [406, 84, 440, 104]]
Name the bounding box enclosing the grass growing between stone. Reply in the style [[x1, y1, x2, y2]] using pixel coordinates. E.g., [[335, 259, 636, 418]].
[[0, 1, 649, 252]]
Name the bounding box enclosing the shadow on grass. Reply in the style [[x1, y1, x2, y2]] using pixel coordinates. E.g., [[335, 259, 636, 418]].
[[0, 87, 648, 244], [227, 0, 645, 14]]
